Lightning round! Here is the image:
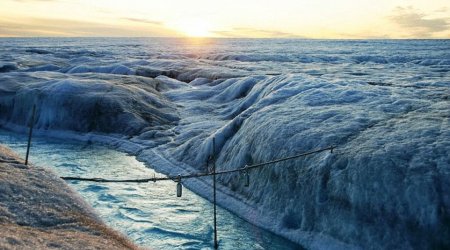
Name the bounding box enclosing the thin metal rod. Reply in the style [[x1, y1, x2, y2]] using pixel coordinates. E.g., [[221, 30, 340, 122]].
[[25, 104, 36, 165], [212, 137, 218, 249]]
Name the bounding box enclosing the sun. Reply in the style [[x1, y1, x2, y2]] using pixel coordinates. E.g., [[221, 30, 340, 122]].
[[174, 19, 212, 37]]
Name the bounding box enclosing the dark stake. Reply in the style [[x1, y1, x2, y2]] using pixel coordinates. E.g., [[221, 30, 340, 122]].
[[176, 175, 182, 197], [212, 137, 218, 249], [244, 166, 250, 187], [25, 104, 36, 165]]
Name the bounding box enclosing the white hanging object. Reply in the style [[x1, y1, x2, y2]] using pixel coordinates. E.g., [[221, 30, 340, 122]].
[[176, 175, 182, 197]]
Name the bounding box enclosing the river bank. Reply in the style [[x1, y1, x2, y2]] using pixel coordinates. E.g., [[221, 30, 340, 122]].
[[0, 144, 138, 250]]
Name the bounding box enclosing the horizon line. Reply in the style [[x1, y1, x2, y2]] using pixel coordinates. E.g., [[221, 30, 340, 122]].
[[0, 36, 449, 40]]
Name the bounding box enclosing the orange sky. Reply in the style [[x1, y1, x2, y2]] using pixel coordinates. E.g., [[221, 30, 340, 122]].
[[0, 0, 449, 38]]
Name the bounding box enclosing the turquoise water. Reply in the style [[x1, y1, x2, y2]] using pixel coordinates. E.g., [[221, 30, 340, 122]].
[[0, 128, 301, 250]]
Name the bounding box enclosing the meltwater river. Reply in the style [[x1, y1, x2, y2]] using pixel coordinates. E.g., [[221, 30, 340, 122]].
[[0, 128, 300, 250]]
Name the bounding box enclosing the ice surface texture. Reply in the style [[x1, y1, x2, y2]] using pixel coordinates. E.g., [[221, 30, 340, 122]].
[[0, 38, 449, 249], [0, 72, 179, 135], [160, 74, 450, 249]]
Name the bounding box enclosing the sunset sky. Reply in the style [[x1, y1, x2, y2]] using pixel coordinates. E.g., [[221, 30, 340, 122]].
[[0, 0, 448, 38]]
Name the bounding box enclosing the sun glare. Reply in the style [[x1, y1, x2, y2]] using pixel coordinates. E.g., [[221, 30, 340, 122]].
[[174, 19, 212, 37]]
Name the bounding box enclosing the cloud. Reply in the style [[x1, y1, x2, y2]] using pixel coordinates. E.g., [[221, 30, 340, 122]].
[[0, 17, 175, 37], [434, 7, 448, 13], [211, 27, 301, 38], [336, 32, 391, 39], [389, 6, 449, 37], [121, 18, 162, 26]]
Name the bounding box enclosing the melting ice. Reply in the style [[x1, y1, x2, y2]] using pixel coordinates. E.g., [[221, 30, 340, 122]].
[[0, 38, 449, 249]]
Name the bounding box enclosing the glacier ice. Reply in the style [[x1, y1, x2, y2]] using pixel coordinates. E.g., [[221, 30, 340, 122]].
[[0, 72, 179, 135], [0, 38, 449, 249]]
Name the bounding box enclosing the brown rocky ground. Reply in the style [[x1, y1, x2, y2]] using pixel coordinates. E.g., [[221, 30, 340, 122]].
[[0, 145, 141, 250]]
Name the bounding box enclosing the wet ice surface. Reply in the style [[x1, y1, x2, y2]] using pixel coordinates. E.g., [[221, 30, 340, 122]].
[[0, 129, 301, 250]]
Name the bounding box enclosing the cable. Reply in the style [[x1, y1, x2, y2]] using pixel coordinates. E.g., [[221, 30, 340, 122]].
[[60, 146, 334, 183]]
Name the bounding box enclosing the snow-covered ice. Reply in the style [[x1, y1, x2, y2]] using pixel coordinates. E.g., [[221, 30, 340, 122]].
[[0, 38, 449, 249]]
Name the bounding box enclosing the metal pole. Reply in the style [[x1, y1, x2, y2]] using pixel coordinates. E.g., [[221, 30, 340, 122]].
[[212, 137, 218, 249], [25, 104, 36, 165]]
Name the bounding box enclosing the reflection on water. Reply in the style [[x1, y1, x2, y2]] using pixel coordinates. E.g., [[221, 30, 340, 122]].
[[0, 129, 301, 250]]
